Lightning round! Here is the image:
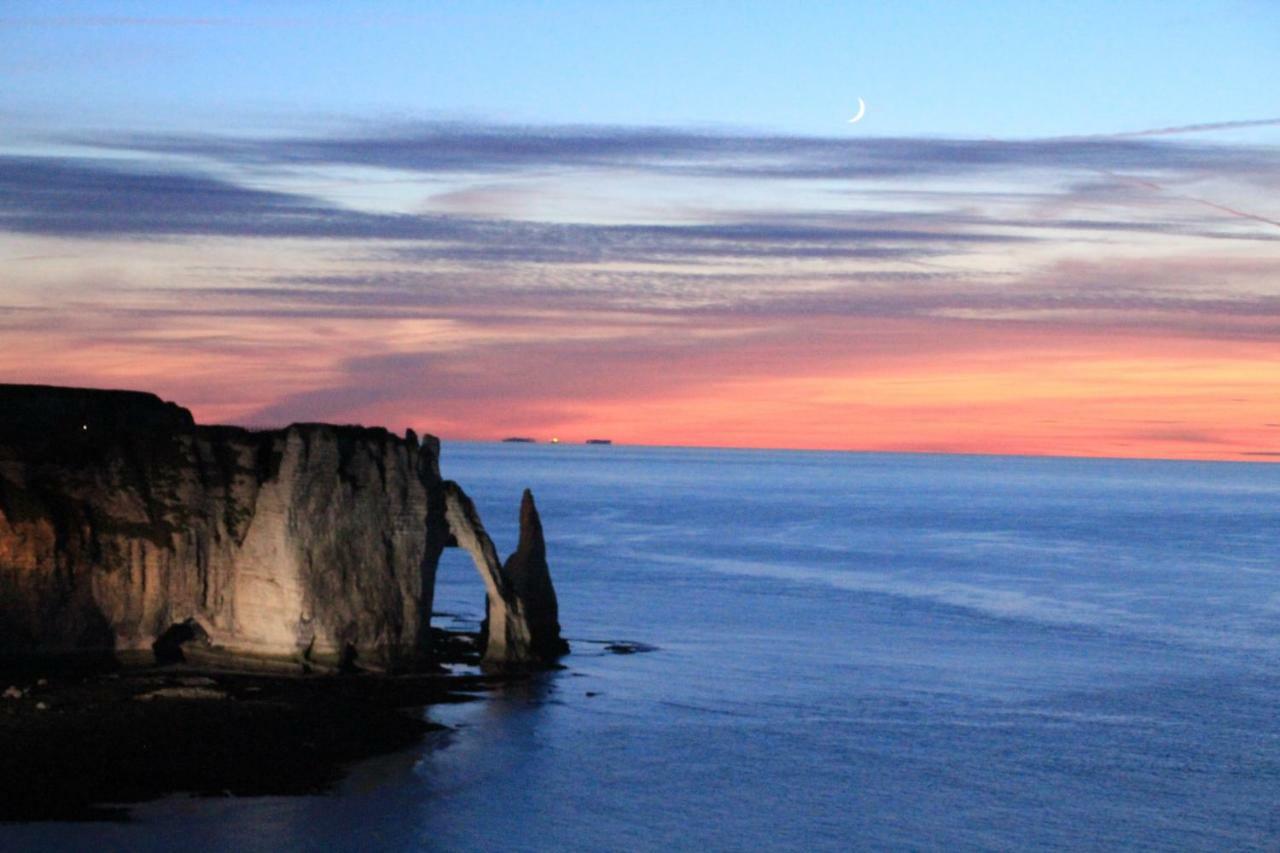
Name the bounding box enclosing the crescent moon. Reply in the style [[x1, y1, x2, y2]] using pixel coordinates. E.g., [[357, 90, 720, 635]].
[[848, 98, 866, 124]]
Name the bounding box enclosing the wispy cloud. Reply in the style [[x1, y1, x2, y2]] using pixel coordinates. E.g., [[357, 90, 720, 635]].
[[65, 122, 1280, 182], [0, 155, 1030, 263], [3, 120, 1277, 459]]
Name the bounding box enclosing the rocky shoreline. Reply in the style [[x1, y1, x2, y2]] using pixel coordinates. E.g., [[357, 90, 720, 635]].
[[0, 629, 511, 822]]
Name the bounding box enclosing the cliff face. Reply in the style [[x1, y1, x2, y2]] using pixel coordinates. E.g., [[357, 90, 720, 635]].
[[0, 384, 566, 670]]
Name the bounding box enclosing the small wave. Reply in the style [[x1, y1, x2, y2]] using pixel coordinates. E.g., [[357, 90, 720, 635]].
[[641, 552, 1280, 655], [649, 552, 1126, 631]]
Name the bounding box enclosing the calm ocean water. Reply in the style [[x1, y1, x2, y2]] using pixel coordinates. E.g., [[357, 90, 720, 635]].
[[8, 445, 1280, 850]]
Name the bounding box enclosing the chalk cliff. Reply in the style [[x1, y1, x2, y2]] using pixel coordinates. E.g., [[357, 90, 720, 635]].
[[0, 384, 566, 670]]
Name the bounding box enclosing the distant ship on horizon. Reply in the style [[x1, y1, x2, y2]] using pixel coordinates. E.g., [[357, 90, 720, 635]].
[[499, 437, 613, 445]]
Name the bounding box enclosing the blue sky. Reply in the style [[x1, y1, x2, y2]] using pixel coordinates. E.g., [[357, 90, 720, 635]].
[[3, 1, 1278, 138]]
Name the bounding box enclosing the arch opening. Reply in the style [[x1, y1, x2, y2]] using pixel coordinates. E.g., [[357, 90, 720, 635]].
[[428, 548, 486, 667]]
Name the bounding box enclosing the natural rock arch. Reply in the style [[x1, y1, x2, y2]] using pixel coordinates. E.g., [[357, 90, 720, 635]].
[[441, 482, 567, 668]]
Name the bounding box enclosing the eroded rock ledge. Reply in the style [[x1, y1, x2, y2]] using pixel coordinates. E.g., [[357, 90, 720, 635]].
[[0, 384, 567, 671]]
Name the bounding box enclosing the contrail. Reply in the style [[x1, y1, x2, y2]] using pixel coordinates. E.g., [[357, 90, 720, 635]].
[[1103, 171, 1280, 230], [1043, 117, 1280, 142], [1112, 117, 1280, 138], [1035, 118, 1280, 230]]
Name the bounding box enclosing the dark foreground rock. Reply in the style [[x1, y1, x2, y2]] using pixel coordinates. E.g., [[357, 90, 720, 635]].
[[0, 648, 510, 822]]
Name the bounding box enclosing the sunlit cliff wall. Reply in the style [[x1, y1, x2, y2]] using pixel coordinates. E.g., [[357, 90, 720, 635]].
[[0, 384, 565, 670]]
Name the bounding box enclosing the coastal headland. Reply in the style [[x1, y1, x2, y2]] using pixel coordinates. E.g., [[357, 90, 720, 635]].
[[0, 383, 568, 819]]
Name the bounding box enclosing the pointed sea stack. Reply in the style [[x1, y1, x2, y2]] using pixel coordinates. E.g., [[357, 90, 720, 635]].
[[502, 490, 569, 661]]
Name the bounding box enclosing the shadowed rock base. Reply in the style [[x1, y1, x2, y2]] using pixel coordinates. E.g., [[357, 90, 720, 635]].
[[0, 633, 511, 822]]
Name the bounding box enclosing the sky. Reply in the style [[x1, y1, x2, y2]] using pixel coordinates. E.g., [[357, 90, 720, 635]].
[[1, 1, 1278, 460]]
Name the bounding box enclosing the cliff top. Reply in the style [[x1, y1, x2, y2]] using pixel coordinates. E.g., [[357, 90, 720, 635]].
[[0, 384, 434, 448], [0, 383, 194, 437]]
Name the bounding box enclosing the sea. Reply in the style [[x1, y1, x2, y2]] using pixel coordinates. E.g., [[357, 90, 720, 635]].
[[7, 444, 1280, 851]]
